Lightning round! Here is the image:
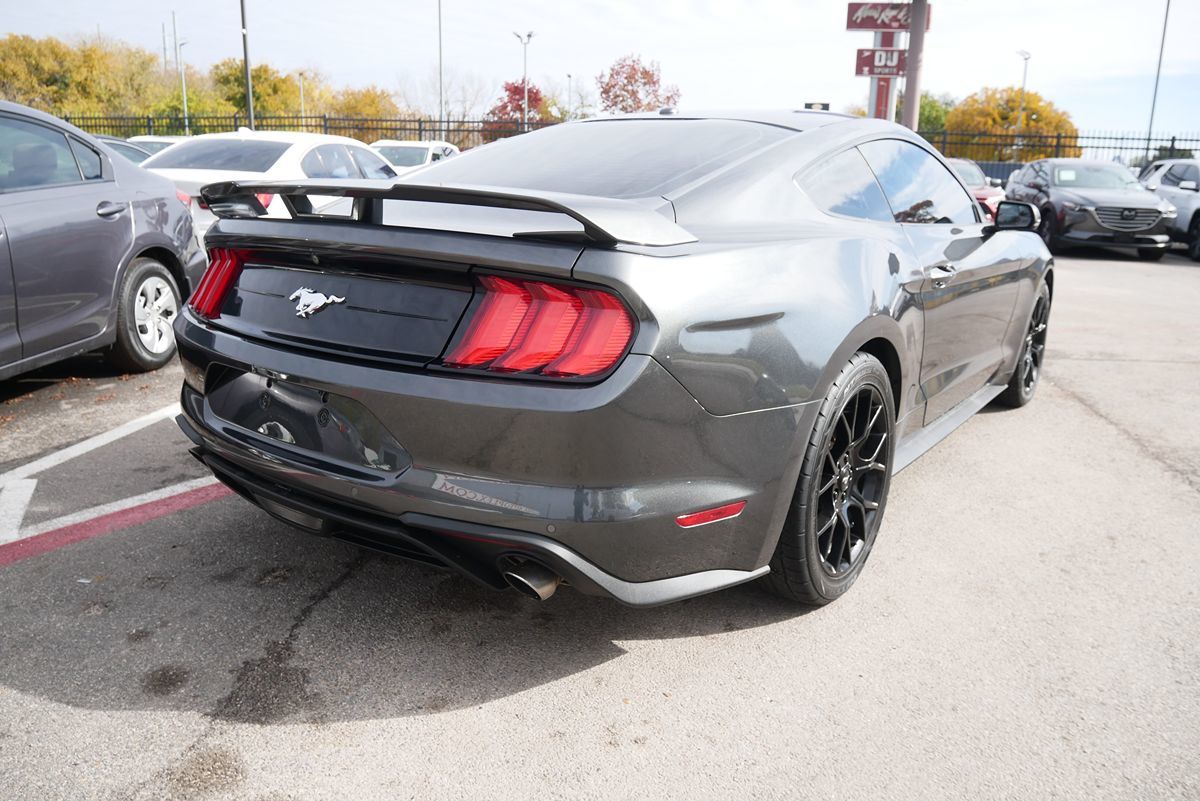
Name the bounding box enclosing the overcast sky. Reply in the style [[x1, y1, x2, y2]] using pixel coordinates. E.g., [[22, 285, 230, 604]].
[[4, 0, 1197, 133]]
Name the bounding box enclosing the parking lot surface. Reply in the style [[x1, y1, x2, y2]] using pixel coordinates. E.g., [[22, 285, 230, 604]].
[[0, 249, 1197, 801]]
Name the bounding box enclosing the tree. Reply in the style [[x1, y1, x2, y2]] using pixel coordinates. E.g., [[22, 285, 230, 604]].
[[210, 58, 301, 117], [596, 55, 680, 114], [481, 79, 546, 142], [896, 91, 955, 132], [943, 87, 1080, 161]]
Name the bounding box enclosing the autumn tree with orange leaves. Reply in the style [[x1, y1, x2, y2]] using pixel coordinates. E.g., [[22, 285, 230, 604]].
[[596, 55, 680, 114]]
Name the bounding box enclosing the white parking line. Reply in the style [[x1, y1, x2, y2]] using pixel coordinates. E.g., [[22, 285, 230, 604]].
[[0, 403, 180, 488], [0, 480, 38, 544], [15, 475, 219, 540]]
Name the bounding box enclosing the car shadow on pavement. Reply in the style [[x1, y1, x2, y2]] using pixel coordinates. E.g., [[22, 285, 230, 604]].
[[0, 497, 812, 725], [0, 354, 131, 404]]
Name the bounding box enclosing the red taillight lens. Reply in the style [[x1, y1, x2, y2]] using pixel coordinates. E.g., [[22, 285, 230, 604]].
[[675, 501, 747, 528], [443, 275, 634, 379], [188, 248, 245, 319], [254, 193, 274, 211], [175, 189, 191, 208]]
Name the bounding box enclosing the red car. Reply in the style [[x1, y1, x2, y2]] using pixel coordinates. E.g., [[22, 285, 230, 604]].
[[948, 158, 1005, 219]]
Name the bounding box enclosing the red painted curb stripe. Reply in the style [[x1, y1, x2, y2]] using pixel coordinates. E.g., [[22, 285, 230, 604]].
[[0, 482, 233, 568]]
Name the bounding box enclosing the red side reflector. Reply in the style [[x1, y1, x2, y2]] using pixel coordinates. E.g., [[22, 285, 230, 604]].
[[188, 248, 245, 319], [675, 501, 747, 529], [443, 274, 634, 379]]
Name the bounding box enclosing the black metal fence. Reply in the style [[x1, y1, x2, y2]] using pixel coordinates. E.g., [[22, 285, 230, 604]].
[[62, 113, 1199, 180], [61, 113, 557, 151], [917, 129, 1200, 181]]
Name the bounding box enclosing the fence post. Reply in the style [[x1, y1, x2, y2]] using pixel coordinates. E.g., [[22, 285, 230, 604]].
[[322, 114, 329, 134], [1054, 132, 1062, 157], [233, 113, 239, 131], [940, 131, 948, 153], [146, 116, 154, 135], [419, 119, 425, 139], [1168, 136, 1176, 158]]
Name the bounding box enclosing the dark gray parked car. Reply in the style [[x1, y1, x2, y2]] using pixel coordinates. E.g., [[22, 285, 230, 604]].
[[175, 111, 1051, 607], [0, 102, 204, 380], [1006, 157, 1175, 259]]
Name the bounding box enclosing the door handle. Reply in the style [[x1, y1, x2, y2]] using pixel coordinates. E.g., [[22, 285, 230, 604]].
[[95, 201, 125, 218], [930, 263, 957, 289]]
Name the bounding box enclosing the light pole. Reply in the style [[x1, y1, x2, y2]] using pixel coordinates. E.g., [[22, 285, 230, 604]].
[[566, 73, 572, 120], [172, 14, 190, 136], [1146, 0, 1171, 163], [1016, 50, 1031, 131], [512, 31, 533, 129], [240, 0, 255, 129], [900, 0, 927, 130], [298, 71, 306, 120], [438, 0, 444, 134]]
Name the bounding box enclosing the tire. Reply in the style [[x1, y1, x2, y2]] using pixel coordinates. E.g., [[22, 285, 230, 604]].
[[1038, 207, 1061, 254], [996, 282, 1051, 408], [1137, 248, 1166, 261], [765, 353, 895, 605], [107, 257, 181, 373], [1187, 217, 1200, 262]]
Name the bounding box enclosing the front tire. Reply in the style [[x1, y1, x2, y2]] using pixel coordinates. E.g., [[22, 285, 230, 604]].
[[996, 281, 1051, 408], [1186, 217, 1200, 262], [1038, 207, 1061, 254], [766, 353, 895, 605], [107, 257, 181, 373]]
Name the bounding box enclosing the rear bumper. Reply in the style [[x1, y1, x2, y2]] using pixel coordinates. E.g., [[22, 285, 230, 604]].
[[175, 310, 815, 603]]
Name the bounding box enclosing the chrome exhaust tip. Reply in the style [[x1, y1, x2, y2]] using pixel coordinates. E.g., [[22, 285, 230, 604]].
[[501, 561, 561, 601]]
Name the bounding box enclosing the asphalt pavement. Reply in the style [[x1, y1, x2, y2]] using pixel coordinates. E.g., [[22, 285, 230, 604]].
[[0, 248, 1197, 801]]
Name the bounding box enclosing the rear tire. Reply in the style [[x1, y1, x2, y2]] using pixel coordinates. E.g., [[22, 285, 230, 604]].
[[765, 353, 895, 605], [107, 257, 181, 373], [1137, 248, 1166, 261], [996, 282, 1051, 408]]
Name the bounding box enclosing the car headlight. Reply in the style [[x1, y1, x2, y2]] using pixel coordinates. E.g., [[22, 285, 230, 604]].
[[1163, 204, 1178, 218], [1062, 201, 1084, 212]]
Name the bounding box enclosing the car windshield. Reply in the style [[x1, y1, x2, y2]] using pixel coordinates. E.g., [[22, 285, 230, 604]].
[[377, 145, 430, 167], [143, 138, 290, 172], [1052, 164, 1140, 189], [950, 160, 987, 188], [416, 119, 793, 198]]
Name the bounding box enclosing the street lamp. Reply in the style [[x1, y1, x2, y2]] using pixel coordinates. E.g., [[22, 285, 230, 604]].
[[1145, 0, 1171, 163], [512, 31, 533, 129], [1016, 50, 1031, 132], [566, 73, 572, 120], [172, 12, 190, 138], [297, 71, 306, 121], [438, 0, 444, 133]]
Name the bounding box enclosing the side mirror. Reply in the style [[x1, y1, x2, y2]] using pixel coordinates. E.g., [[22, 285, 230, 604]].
[[988, 177, 1002, 187], [1145, 183, 1159, 191], [987, 200, 1040, 234], [1180, 180, 1198, 192]]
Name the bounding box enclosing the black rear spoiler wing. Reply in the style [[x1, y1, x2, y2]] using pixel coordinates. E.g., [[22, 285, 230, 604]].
[[198, 179, 697, 247]]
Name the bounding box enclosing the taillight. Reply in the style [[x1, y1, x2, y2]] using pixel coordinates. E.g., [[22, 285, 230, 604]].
[[254, 193, 274, 210], [175, 188, 191, 208], [188, 248, 245, 319], [443, 275, 634, 379]]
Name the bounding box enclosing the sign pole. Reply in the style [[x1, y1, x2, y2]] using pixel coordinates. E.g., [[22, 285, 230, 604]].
[[900, 0, 928, 130]]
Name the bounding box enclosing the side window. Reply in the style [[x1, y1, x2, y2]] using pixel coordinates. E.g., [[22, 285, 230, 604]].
[[858, 139, 977, 224], [799, 147, 892, 222], [349, 146, 397, 179], [1161, 164, 1187, 187], [0, 116, 83, 191], [69, 138, 103, 180], [1185, 165, 1200, 185], [301, 144, 361, 179]]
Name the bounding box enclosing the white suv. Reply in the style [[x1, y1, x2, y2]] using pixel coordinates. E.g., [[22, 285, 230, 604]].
[[1141, 159, 1200, 260]]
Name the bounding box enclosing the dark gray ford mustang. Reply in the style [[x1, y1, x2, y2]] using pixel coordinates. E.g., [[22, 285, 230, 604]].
[[175, 110, 1051, 607]]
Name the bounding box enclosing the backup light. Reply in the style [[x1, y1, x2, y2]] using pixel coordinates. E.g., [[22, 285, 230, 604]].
[[188, 248, 246, 319], [443, 274, 634, 379]]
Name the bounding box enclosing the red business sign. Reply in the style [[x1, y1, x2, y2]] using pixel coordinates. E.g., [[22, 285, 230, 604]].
[[846, 3, 932, 30], [856, 48, 907, 77]]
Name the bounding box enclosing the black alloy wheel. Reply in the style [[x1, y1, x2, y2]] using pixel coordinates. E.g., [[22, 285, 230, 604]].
[[996, 282, 1051, 408], [766, 353, 894, 605]]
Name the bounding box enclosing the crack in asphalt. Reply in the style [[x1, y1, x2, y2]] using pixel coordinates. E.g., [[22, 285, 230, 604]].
[[127, 552, 368, 799], [1047, 376, 1200, 495]]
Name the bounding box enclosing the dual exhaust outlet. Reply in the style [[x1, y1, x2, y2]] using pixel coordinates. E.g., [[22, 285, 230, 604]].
[[501, 560, 561, 601]]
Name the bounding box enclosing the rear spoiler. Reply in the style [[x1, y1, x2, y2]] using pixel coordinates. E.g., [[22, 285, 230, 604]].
[[198, 179, 697, 247]]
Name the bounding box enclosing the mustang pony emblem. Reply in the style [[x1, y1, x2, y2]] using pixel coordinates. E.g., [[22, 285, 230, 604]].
[[289, 287, 346, 318]]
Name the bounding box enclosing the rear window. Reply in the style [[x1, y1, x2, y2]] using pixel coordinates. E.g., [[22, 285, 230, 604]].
[[143, 138, 290, 172], [416, 119, 793, 198], [377, 145, 429, 167]]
